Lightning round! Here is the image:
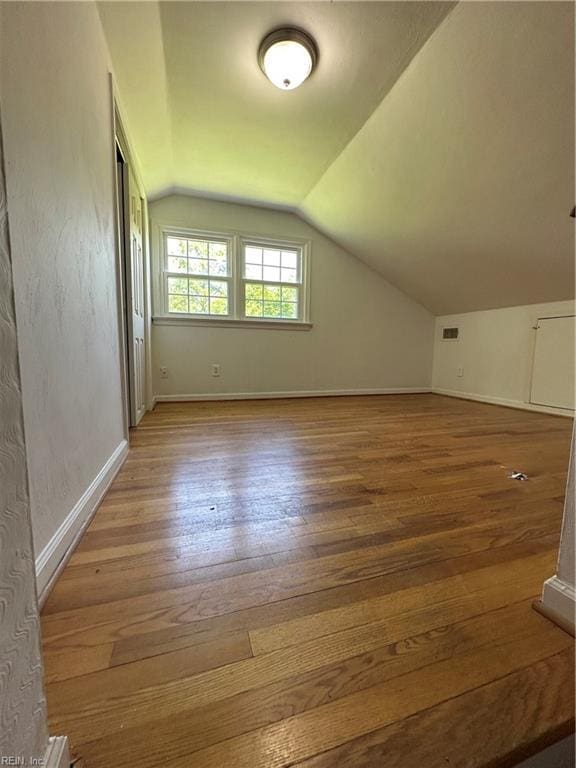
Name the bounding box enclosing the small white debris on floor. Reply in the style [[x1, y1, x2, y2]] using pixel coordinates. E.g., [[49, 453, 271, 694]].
[[509, 471, 529, 481]]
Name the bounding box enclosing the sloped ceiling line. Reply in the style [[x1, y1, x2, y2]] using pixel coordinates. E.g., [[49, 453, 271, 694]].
[[300, 1, 575, 313], [100, 1, 575, 314]]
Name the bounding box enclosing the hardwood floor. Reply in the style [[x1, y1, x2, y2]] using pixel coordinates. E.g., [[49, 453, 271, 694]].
[[40, 394, 575, 767]]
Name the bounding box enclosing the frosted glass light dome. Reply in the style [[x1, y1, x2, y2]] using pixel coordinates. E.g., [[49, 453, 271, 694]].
[[259, 28, 318, 91]]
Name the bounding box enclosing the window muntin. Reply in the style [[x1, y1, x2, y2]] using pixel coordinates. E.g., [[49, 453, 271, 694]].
[[165, 235, 231, 316], [241, 243, 302, 320], [161, 230, 308, 324]]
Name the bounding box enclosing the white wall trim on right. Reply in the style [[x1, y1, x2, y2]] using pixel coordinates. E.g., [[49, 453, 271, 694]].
[[153, 387, 432, 404], [35, 439, 129, 604], [432, 388, 574, 418], [535, 423, 575, 636], [536, 576, 575, 636], [43, 736, 70, 768]]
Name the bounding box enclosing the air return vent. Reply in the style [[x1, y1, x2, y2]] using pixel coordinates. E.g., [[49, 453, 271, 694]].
[[442, 327, 459, 341]]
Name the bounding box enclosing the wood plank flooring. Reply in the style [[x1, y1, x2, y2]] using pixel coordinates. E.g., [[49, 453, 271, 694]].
[[40, 394, 575, 767]]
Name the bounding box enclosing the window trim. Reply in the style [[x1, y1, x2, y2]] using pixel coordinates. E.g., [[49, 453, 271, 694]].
[[162, 229, 235, 319], [239, 235, 304, 323], [153, 225, 312, 328]]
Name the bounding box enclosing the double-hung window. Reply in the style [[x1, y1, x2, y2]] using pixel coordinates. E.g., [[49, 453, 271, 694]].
[[165, 233, 233, 316], [241, 240, 301, 321], [159, 228, 310, 326]]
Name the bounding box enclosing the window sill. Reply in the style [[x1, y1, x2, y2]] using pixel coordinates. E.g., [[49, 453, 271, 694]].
[[152, 316, 313, 331]]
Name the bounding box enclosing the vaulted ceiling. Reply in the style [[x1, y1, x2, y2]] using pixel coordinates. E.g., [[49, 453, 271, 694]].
[[99, 1, 575, 314], [98, 1, 453, 204]]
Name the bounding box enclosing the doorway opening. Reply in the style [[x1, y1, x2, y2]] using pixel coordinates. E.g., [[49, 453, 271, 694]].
[[114, 111, 147, 429]]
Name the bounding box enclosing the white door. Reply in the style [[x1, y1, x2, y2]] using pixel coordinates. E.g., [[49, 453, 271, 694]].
[[125, 169, 146, 425], [530, 316, 575, 411]]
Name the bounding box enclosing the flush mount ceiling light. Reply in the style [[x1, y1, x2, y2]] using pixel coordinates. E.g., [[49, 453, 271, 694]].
[[258, 27, 318, 91]]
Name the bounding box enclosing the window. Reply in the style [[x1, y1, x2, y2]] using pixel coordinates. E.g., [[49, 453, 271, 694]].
[[242, 242, 300, 320], [158, 228, 310, 326], [165, 234, 232, 316]]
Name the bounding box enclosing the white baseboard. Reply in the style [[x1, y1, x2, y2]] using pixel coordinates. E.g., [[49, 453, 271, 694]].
[[153, 387, 432, 404], [538, 575, 576, 634], [36, 439, 129, 604], [43, 736, 70, 768], [432, 388, 574, 418]]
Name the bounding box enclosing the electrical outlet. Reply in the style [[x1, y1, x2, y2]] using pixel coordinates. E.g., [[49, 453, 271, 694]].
[[160, 366, 168, 379], [212, 363, 221, 377], [457, 367, 464, 378]]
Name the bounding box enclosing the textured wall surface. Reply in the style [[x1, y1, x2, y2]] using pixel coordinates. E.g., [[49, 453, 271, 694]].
[[0, 113, 48, 764], [0, 2, 125, 561]]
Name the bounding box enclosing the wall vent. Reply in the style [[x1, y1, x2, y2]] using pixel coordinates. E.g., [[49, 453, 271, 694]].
[[442, 327, 459, 341]]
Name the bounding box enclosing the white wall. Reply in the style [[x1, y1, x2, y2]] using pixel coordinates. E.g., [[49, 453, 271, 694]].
[[556, 428, 575, 591], [432, 300, 575, 412], [540, 424, 575, 629], [0, 3, 127, 593], [0, 101, 48, 768], [150, 195, 434, 398]]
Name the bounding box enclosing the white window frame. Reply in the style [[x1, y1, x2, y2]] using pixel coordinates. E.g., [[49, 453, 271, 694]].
[[239, 235, 307, 324], [154, 225, 312, 330], [161, 229, 236, 319]]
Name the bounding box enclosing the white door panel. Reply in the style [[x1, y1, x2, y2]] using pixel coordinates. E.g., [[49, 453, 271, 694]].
[[530, 316, 575, 411], [126, 170, 146, 425]]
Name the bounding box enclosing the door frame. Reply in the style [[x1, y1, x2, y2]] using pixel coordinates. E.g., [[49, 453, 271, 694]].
[[109, 75, 151, 431], [110, 86, 130, 437]]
